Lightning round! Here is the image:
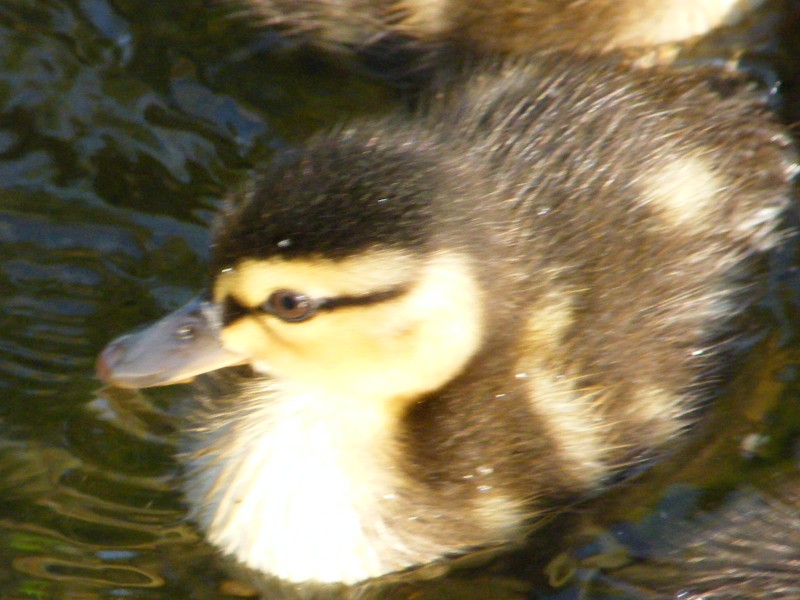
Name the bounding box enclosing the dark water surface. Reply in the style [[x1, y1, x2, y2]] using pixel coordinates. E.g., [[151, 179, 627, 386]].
[[0, 1, 799, 598]]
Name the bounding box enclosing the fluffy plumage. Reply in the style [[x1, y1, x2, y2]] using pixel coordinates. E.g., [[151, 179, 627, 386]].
[[99, 52, 797, 584], [228, 0, 764, 69]]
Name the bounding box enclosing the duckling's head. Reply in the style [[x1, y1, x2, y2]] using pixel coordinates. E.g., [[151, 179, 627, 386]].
[[101, 129, 495, 411], [208, 135, 487, 402]]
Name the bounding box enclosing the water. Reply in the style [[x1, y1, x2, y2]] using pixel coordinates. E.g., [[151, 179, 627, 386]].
[[0, 0, 798, 598]]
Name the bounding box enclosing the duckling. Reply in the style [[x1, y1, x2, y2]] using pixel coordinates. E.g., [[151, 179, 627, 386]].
[[231, 0, 764, 66], [97, 53, 796, 585]]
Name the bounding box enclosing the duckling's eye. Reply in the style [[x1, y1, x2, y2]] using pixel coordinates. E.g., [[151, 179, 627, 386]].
[[175, 324, 196, 341], [262, 290, 317, 322]]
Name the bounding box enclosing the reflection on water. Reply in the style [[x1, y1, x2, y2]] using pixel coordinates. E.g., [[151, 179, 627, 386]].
[[0, 430, 190, 597], [0, 0, 798, 598]]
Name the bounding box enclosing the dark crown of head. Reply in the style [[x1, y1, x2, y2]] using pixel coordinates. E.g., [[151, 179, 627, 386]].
[[211, 134, 442, 271]]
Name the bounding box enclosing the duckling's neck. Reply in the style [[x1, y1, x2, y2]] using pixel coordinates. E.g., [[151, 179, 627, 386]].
[[181, 377, 453, 584]]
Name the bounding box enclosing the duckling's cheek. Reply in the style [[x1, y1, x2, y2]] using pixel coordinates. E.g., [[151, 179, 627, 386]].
[[219, 317, 279, 367], [267, 314, 407, 388], [219, 314, 368, 385]]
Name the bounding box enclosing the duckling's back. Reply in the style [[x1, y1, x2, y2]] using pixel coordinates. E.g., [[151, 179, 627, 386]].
[[373, 54, 798, 525]]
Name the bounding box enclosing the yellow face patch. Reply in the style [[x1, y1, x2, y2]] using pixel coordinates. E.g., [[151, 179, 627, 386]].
[[213, 251, 485, 405], [213, 250, 417, 307]]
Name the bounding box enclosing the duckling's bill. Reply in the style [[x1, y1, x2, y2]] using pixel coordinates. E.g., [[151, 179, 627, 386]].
[[96, 297, 245, 388]]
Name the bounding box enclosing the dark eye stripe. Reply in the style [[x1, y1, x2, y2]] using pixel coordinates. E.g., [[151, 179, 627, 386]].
[[222, 295, 251, 326], [318, 287, 406, 311], [221, 286, 406, 327]]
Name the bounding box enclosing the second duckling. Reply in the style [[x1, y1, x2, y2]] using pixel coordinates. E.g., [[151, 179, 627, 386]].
[[231, 0, 765, 66], [98, 54, 796, 585]]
